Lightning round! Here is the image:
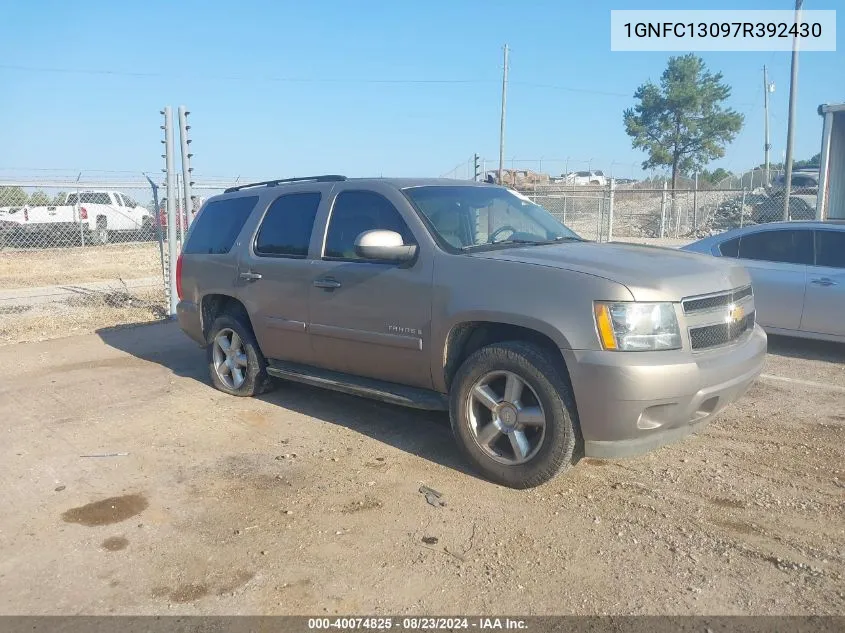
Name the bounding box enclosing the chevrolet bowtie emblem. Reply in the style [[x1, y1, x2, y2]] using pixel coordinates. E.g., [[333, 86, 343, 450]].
[[726, 303, 745, 324]]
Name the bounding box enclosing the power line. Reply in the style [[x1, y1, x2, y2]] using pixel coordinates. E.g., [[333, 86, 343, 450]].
[[509, 81, 628, 97], [0, 64, 488, 84], [0, 63, 633, 97]]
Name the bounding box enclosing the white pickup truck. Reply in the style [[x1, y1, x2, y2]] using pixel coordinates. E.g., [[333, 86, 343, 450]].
[[0, 190, 153, 245]]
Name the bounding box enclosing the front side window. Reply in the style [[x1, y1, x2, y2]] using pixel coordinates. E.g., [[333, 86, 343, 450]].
[[254, 192, 321, 258], [402, 185, 581, 251], [324, 191, 415, 260], [737, 229, 813, 265], [815, 230, 845, 268]]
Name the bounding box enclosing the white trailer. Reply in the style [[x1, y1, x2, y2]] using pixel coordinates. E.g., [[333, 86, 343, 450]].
[[816, 103, 845, 220]]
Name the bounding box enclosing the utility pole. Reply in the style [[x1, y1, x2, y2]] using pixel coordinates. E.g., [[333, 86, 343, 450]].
[[782, 0, 804, 221], [498, 44, 509, 185], [763, 65, 773, 186]]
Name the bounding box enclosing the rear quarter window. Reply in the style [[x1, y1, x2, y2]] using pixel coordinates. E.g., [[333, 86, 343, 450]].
[[183, 195, 259, 255], [718, 237, 740, 257]]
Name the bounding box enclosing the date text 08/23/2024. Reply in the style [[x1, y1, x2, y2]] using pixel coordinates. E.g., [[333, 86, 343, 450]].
[[307, 617, 528, 630]]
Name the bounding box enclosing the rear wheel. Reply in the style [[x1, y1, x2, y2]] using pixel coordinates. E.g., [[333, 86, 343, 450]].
[[140, 216, 155, 241], [450, 341, 579, 489], [206, 313, 273, 397], [92, 217, 109, 245]]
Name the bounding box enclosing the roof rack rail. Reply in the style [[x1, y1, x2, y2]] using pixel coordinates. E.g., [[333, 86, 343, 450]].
[[224, 175, 347, 193]]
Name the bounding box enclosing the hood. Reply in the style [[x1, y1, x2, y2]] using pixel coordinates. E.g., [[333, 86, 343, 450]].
[[470, 241, 750, 302]]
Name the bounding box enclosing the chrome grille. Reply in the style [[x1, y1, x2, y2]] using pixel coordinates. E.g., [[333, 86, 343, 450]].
[[682, 285, 753, 314], [689, 311, 755, 350]]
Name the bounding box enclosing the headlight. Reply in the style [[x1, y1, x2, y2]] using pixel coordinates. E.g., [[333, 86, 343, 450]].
[[594, 301, 681, 351]]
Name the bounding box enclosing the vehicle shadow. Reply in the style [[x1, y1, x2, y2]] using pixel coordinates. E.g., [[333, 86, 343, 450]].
[[96, 320, 478, 481], [765, 333, 845, 364]]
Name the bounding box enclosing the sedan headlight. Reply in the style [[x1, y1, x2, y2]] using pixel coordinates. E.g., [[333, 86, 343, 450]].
[[594, 301, 681, 351]]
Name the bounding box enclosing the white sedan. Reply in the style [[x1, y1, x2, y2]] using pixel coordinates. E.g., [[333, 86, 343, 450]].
[[681, 221, 845, 344]]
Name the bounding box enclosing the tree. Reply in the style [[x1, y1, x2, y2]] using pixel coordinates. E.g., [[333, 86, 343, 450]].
[[28, 190, 51, 206], [623, 54, 744, 190], [794, 153, 820, 170], [700, 167, 732, 185], [758, 152, 820, 172], [52, 192, 67, 205], [0, 186, 29, 207]]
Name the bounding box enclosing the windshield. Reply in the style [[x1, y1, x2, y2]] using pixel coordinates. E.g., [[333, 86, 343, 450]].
[[402, 185, 581, 251]]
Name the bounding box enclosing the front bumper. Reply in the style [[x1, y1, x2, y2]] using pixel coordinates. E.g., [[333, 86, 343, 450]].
[[562, 324, 767, 459]]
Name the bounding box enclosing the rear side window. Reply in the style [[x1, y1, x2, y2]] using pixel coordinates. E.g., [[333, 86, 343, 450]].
[[183, 195, 259, 255], [79, 192, 113, 204], [737, 229, 813, 265], [718, 237, 740, 257], [254, 192, 321, 257], [815, 231, 845, 268]]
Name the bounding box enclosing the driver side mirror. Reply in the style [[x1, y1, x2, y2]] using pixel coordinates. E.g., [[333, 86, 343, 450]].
[[354, 230, 417, 262]]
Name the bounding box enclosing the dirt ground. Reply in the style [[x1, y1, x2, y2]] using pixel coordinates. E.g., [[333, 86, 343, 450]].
[[0, 322, 842, 615], [0, 242, 161, 289], [0, 285, 166, 346]]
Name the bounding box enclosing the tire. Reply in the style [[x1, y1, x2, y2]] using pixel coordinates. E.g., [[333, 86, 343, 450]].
[[449, 341, 579, 489], [206, 313, 274, 397], [140, 217, 155, 241], [92, 217, 109, 245]]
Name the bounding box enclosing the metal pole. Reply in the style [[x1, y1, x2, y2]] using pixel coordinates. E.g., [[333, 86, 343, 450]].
[[740, 188, 747, 228], [595, 196, 602, 242], [144, 174, 166, 290], [176, 173, 184, 245], [815, 107, 833, 220], [498, 44, 509, 185], [75, 172, 84, 247], [660, 181, 667, 238], [164, 106, 178, 317], [178, 105, 194, 228], [693, 171, 698, 229], [782, 0, 804, 221], [607, 179, 615, 243], [763, 65, 772, 186]]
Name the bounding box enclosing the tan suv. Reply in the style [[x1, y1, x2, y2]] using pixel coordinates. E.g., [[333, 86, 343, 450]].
[[176, 175, 766, 488]]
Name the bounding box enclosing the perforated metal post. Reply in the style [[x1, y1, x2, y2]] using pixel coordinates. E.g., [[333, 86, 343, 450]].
[[164, 106, 178, 317], [178, 106, 194, 227]]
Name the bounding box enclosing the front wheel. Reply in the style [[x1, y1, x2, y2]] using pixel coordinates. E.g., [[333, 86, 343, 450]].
[[450, 341, 580, 489]]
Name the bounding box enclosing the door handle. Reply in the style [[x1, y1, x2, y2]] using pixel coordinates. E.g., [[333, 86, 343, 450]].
[[313, 278, 341, 289], [811, 278, 837, 287], [239, 271, 263, 282]]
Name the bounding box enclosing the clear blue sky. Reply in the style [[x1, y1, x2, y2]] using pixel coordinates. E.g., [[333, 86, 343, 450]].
[[1, 0, 842, 181]]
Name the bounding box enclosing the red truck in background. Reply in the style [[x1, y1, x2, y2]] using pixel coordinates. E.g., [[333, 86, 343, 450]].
[[157, 196, 205, 232]]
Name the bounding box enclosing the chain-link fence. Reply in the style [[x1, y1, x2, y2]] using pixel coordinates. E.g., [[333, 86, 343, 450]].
[[0, 171, 823, 345], [0, 176, 237, 345], [527, 182, 819, 246]]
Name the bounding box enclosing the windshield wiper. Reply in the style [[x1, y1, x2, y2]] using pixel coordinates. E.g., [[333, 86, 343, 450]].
[[461, 236, 582, 251]]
